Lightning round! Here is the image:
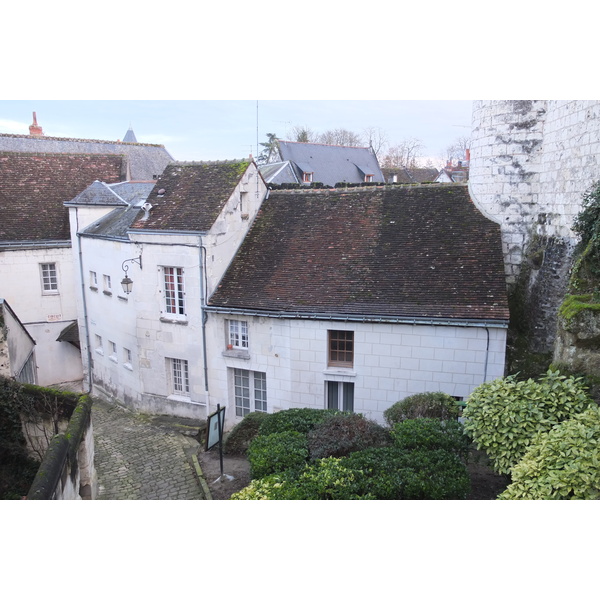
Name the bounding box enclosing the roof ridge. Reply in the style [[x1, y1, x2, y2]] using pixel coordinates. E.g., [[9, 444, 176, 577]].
[[279, 140, 371, 150], [0, 132, 166, 148]]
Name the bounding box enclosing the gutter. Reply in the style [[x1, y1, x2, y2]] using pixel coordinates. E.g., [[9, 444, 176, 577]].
[[203, 305, 509, 329]]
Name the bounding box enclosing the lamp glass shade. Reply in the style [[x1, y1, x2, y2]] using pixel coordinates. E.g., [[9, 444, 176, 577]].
[[121, 275, 133, 294]]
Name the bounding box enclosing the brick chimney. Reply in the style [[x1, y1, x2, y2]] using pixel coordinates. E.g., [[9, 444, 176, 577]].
[[29, 112, 44, 136], [465, 148, 470, 162]]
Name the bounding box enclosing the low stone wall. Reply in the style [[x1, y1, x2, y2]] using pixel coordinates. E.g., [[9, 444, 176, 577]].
[[27, 395, 96, 500]]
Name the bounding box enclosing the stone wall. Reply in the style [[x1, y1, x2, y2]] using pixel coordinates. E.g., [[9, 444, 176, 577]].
[[469, 100, 600, 353]]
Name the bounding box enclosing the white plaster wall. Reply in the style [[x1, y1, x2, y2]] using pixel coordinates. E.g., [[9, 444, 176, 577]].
[[206, 315, 507, 429], [1, 303, 35, 377], [0, 246, 81, 385]]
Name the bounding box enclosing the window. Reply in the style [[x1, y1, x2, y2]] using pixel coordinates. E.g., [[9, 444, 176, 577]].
[[95, 335, 103, 355], [328, 330, 354, 367], [123, 348, 133, 370], [170, 358, 190, 395], [233, 368, 267, 417], [163, 267, 185, 315], [108, 341, 117, 362], [103, 274, 112, 295], [326, 381, 354, 412], [90, 270, 98, 289], [364, 174, 374, 182], [228, 319, 249, 349], [40, 263, 58, 294], [302, 172, 313, 183]]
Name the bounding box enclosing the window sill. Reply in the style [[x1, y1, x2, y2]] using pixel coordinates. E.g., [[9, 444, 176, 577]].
[[123, 363, 133, 371], [160, 316, 188, 325], [167, 394, 204, 406], [117, 295, 129, 301], [95, 349, 104, 356], [89, 286, 98, 292], [109, 356, 118, 364], [103, 290, 113, 297], [222, 349, 250, 360], [323, 367, 356, 378]]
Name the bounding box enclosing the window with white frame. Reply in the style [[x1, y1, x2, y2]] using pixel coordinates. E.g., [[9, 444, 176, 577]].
[[123, 348, 133, 370], [163, 267, 185, 316], [108, 341, 117, 362], [169, 358, 190, 396], [95, 334, 103, 355], [40, 263, 58, 294], [233, 368, 267, 417], [89, 270, 98, 289], [364, 174, 374, 182], [103, 274, 112, 295], [302, 172, 313, 183], [326, 381, 354, 412], [227, 319, 249, 349]]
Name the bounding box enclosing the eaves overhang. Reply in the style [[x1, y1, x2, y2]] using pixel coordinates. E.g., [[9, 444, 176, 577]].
[[203, 305, 509, 329]]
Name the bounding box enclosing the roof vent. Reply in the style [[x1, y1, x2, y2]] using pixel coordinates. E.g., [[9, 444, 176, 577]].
[[141, 202, 153, 221], [157, 188, 166, 197]]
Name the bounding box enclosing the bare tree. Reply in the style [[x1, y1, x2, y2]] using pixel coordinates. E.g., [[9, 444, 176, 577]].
[[445, 136, 470, 162], [362, 126, 388, 160], [317, 128, 364, 147], [381, 137, 424, 169], [289, 125, 318, 143]]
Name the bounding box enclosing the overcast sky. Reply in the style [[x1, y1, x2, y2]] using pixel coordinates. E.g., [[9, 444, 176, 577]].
[[0, 100, 473, 166]]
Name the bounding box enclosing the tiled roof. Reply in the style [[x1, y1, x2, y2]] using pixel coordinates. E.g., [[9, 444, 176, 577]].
[[130, 160, 251, 232], [277, 141, 385, 186], [0, 152, 124, 243], [0, 133, 173, 181], [208, 185, 509, 323], [381, 167, 440, 184]]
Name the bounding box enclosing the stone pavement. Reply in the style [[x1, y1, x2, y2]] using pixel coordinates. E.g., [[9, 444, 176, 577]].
[[92, 397, 207, 500]]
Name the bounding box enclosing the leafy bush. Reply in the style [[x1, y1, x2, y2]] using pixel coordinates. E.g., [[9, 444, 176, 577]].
[[231, 457, 374, 500], [223, 411, 269, 455], [247, 431, 309, 479], [342, 447, 470, 500], [499, 407, 600, 500], [463, 370, 593, 475], [307, 413, 390, 460], [383, 392, 459, 426], [390, 418, 470, 461], [258, 408, 340, 436]]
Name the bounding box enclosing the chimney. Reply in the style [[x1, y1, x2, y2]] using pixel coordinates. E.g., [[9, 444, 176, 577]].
[[466, 148, 471, 162], [29, 112, 44, 136]]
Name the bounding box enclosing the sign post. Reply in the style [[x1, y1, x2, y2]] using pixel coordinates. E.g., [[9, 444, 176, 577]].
[[205, 404, 233, 482]]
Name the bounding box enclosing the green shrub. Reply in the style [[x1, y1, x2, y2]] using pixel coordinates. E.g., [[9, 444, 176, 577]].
[[223, 411, 269, 455], [499, 407, 600, 500], [390, 418, 470, 460], [463, 369, 593, 475], [258, 408, 340, 436], [307, 413, 391, 460], [383, 392, 459, 426], [232, 457, 374, 500], [247, 431, 309, 479], [341, 447, 470, 500]]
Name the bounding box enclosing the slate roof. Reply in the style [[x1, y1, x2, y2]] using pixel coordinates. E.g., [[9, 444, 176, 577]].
[[0, 152, 124, 243], [130, 160, 252, 232], [259, 161, 299, 185], [0, 133, 173, 181], [277, 141, 385, 186], [208, 185, 509, 323]]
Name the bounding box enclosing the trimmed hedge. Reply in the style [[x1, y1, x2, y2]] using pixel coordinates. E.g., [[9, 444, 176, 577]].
[[384, 392, 459, 426], [307, 413, 390, 459], [247, 431, 309, 479], [258, 408, 341, 436]]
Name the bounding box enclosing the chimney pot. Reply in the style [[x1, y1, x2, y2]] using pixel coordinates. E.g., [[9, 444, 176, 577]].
[[29, 111, 44, 136]]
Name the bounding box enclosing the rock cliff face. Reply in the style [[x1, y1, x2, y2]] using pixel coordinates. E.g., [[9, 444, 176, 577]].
[[555, 307, 600, 374]]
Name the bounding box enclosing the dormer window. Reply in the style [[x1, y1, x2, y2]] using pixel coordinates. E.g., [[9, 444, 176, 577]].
[[364, 174, 374, 182], [303, 172, 313, 183]]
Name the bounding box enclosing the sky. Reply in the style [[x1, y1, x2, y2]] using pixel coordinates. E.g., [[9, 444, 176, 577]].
[[0, 100, 473, 167]]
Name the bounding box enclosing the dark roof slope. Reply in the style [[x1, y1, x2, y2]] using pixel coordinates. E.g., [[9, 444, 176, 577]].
[[0, 152, 124, 243], [131, 160, 251, 232], [381, 167, 440, 183], [0, 133, 173, 181], [277, 141, 384, 186], [209, 185, 509, 322]]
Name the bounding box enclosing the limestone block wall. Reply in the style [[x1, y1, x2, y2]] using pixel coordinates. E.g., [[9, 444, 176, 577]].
[[206, 314, 507, 429]]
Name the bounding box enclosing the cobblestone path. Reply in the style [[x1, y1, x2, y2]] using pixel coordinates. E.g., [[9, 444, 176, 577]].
[[92, 398, 205, 500]]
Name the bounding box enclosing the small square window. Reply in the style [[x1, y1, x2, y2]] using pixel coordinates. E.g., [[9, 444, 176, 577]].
[[326, 381, 354, 412], [328, 330, 354, 368], [303, 172, 313, 183], [90, 271, 98, 288], [103, 274, 112, 295], [95, 335, 103, 355], [40, 263, 58, 294], [228, 319, 249, 349], [108, 341, 117, 362]]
